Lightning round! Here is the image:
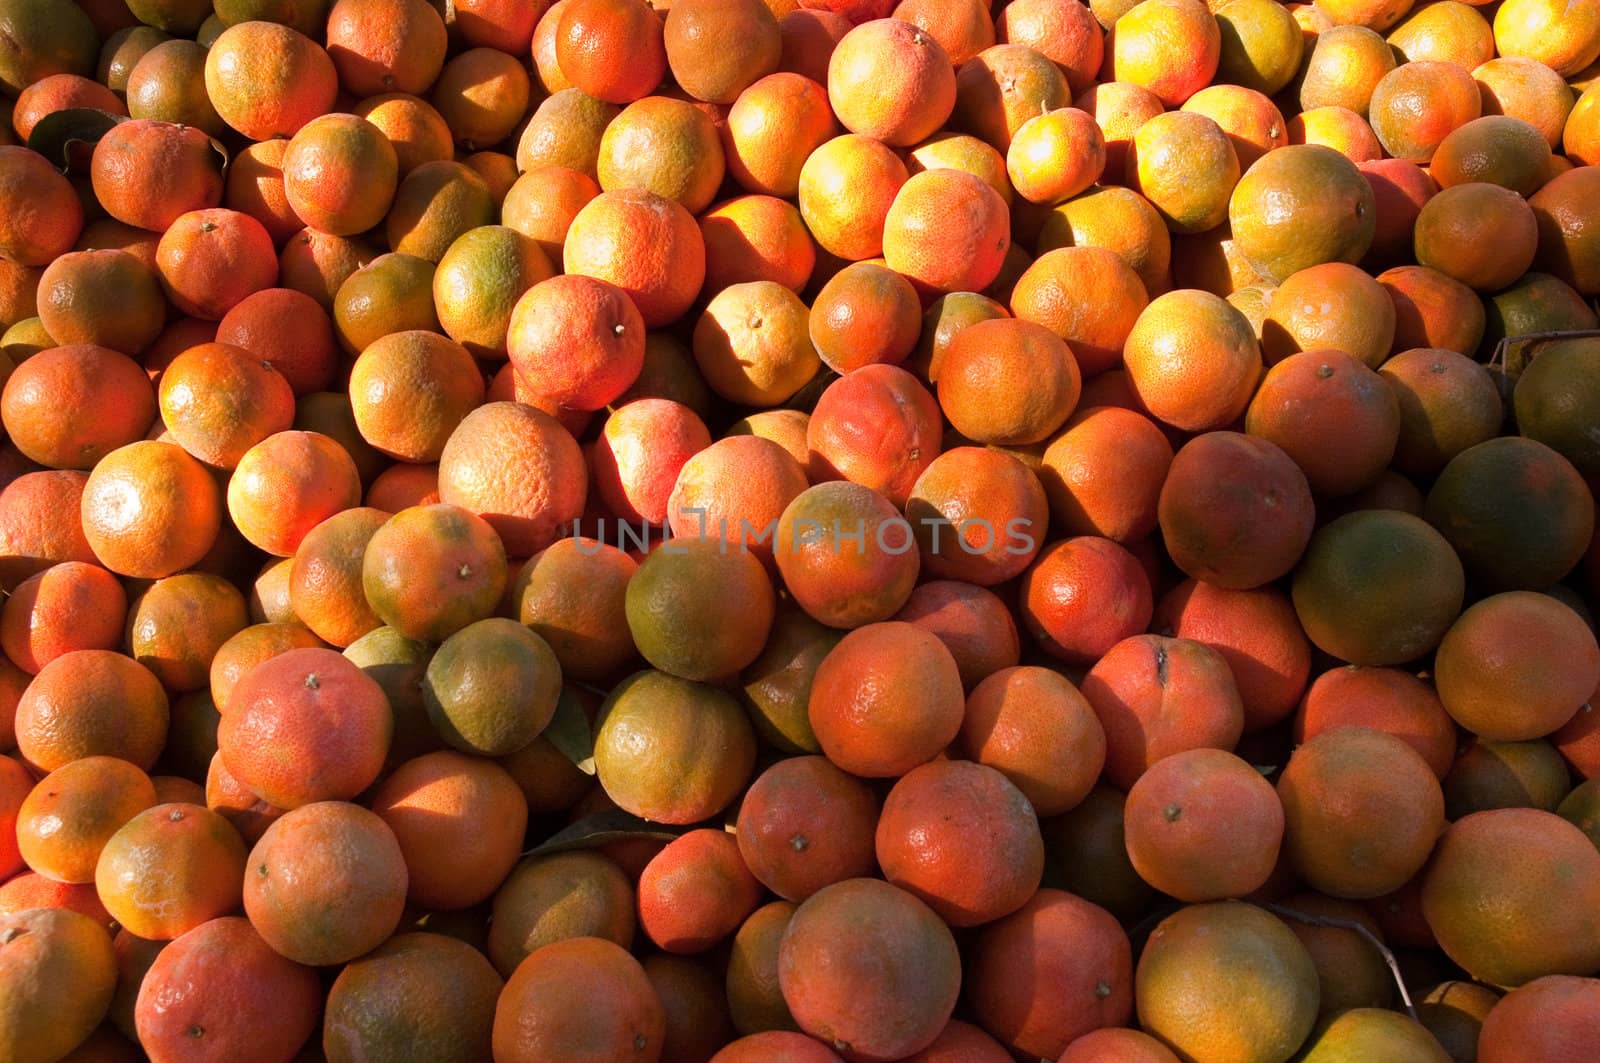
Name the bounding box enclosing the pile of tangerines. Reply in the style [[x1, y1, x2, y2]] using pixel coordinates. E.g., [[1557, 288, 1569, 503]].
[[3, 0, 1600, 1059]]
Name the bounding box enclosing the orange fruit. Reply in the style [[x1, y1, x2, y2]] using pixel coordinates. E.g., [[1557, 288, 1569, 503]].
[[564, 188, 705, 327], [218, 647, 391, 808], [735, 755, 878, 902], [591, 397, 710, 525], [1369, 60, 1484, 163], [778, 8, 850, 84], [157, 342, 296, 471], [0, 561, 125, 674], [15, 756, 156, 884], [1073, 80, 1164, 183], [332, 251, 440, 354], [508, 274, 644, 412], [492, 938, 666, 1062], [876, 759, 1043, 926], [1155, 580, 1312, 734], [700, 194, 817, 294], [1245, 349, 1400, 496], [325, 0, 447, 97], [0, 907, 117, 1063], [693, 280, 818, 406], [954, 44, 1072, 152], [94, 802, 247, 940], [1181, 84, 1289, 169], [1039, 405, 1171, 543], [1137, 903, 1319, 1062], [779, 878, 960, 1061], [827, 17, 954, 147], [1422, 808, 1600, 986], [0, 146, 83, 267], [1041, 791, 1155, 922], [1288, 104, 1382, 162], [487, 851, 636, 976], [996, 0, 1105, 95], [1380, 345, 1503, 477], [137, 915, 324, 1063], [281, 113, 399, 238], [219, 123, 297, 240], [722, 73, 838, 200], [155, 208, 278, 322], [807, 364, 940, 507], [323, 932, 503, 1063], [1378, 264, 1484, 356], [501, 165, 601, 266], [638, 828, 763, 953], [1058, 1029, 1182, 1063], [1021, 536, 1152, 667], [515, 88, 620, 178], [38, 246, 164, 355], [774, 481, 921, 629], [1444, 737, 1571, 819], [125, 572, 249, 693], [370, 750, 526, 911], [362, 503, 508, 645], [904, 445, 1046, 584], [1359, 158, 1439, 267], [1425, 436, 1593, 592], [1105, 0, 1220, 106], [227, 430, 362, 557], [1295, 665, 1457, 780], [279, 229, 377, 312], [1228, 144, 1376, 283], [243, 800, 407, 966], [625, 534, 775, 681], [347, 332, 484, 462], [203, 21, 336, 141], [0, 469, 97, 593], [796, 133, 909, 262], [1036, 184, 1172, 296], [597, 95, 726, 214], [214, 288, 339, 398], [807, 621, 962, 778], [967, 888, 1133, 1058], [907, 290, 1008, 384], [1474, 56, 1574, 149], [725, 901, 799, 1036], [893, 0, 993, 66], [1292, 509, 1465, 665], [1494, 0, 1600, 77], [738, 607, 839, 753], [1277, 727, 1445, 900], [365, 463, 439, 512], [1435, 591, 1599, 742], [905, 131, 1013, 206], [593, 669, 756, 824], [431, 47, 531, 151], [1432, 114, 1552, 195], [1123, 289, 1261, 432], [894, 580, 1021, 691], [2, 344, 155, 471], [555, 0, 667, 104], [1414, 181, 1538, 292], [1477, 975, 1600, 1063], [385, 160, 496, 264], [1211, 0, 1303, 95], [937, 318, 1081, 445], [125, 36, 225, 136], [882, 168, 1010, 294], [514, 538, 639, 681], [1125, 747, 1284, 902], [209, 622, 326, 714], [808, 260, 919, 374], [286, 507, 388, 649], [1531, 166, 1600, 296], [80, 440, 221, 580], [437, 401, 588, 557], [1079, 634, 1244, 789], [1127, 111, 1240, 235], [0, 871, 113, 929], [960, 666, 1102, 815], [665, 0, 782, 104], [354, 92, 455, 176], [89, 120, 223, 235]]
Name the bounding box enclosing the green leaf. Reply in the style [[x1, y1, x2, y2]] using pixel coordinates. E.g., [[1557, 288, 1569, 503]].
[[542, 685, 596, 775], [523, 809, 683, 858], [26, 108, 125, 174]]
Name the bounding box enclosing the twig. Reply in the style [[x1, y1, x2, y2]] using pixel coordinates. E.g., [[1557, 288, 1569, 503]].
[[1262, 902, 1416, 1021], [1488, 329, 1600, 372]]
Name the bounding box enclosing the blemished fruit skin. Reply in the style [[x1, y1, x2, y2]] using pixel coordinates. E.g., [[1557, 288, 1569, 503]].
[[6, 0, 1600, 1055]]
